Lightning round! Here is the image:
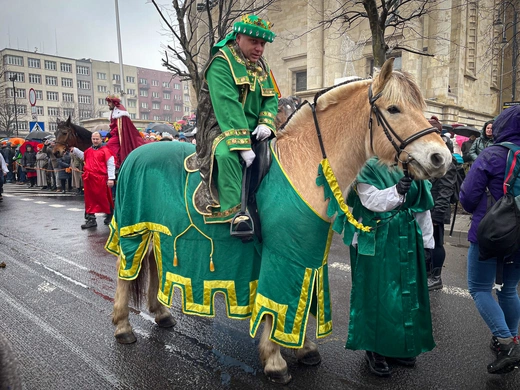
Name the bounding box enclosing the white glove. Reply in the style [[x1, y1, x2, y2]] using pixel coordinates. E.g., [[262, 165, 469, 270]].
[[252, 125, 272, 141], [239, 149, 256, 167]]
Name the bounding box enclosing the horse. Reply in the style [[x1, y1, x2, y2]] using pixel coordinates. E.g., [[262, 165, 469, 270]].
[[113, 59, 452, 384], [53, 116, 95, 156]]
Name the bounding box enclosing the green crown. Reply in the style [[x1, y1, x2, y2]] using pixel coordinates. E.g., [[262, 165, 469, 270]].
[[233, 15, 276, 43]]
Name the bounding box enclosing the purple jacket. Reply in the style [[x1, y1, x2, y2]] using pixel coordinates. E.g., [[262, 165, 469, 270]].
[[459, 106, 520, 242]]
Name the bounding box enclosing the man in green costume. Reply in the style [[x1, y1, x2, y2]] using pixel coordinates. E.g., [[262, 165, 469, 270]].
[[344, 157, 435, 377], [194, 14, 278, 234]]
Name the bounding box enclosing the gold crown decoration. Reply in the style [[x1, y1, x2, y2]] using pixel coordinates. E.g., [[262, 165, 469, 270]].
[[233, 14, 276, 43]]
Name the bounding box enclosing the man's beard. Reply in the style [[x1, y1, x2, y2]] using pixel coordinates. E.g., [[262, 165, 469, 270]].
[[109, 106, 114, 111]]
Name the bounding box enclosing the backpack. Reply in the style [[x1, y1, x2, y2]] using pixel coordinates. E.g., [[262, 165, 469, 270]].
[[476, 142, 520, 287]]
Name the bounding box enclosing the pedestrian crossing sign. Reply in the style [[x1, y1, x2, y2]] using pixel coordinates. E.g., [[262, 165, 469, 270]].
[[29, 121, 45, 132]]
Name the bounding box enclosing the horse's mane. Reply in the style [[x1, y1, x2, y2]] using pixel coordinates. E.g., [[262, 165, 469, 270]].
[[278, 70, 424, 135]]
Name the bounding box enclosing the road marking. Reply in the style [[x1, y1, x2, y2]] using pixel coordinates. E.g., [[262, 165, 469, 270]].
[[20, 198, 34, 201], [329, 262, 471, 299], [35, 201, 48, 204], [49, 204, 65, 208], [67, 208, 83, 211], [38, 281, 57, 292], [36, 262, 89, 288], [2, 194, 14, 197]]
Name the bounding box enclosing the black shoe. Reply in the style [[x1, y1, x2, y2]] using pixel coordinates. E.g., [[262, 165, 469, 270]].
[[81, 219, 97, 229], [41, 186, 48, 190], [104, 214, 112, 225], [490, 336, 501, 355], [365, 351, 392, 377], [428, 268, 443, 291], [385, 356, 417, 367], [487, 341, 520, 374]]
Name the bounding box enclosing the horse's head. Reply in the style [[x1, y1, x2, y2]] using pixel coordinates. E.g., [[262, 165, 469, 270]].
[[53, 116, 77, 157], [369, 59, 451, 179]]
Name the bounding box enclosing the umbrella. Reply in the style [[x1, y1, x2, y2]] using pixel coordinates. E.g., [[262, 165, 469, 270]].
[[26, 131, 53, 140], [8, 137, 25, 146], [177, 120, 187, 125], [20, 141, 39, 154], [92, 124, 110, 132], [452, 126, 480, 138], [147, 123, 179, 135], [99, 131, 109, 137], [441, 124, 453, 134]]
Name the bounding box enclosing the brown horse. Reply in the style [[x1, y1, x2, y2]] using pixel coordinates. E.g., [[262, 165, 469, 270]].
[[108, 59, 451, 384], [52, 116, 94, 156]]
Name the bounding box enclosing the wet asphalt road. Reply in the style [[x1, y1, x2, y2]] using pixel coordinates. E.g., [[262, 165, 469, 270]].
[[1, 183, 519, 390]]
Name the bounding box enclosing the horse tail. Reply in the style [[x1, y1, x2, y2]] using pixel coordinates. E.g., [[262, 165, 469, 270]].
[[129, 243, 152, 309]]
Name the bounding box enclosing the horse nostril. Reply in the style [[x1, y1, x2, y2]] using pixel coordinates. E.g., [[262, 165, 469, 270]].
[[430, 152, 444, 168]]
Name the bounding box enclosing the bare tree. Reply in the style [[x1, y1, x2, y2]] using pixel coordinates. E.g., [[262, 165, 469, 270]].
[[151, 0, 281, 98], [0, 58, 28, 137]]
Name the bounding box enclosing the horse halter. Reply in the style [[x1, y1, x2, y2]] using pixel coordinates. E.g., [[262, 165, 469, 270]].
[[55, 127, 76, 149], [368, 85, 439, 176]]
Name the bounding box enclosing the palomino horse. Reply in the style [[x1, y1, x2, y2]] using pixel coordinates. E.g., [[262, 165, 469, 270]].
[[108, 59, 451, 384], [53, 116, 95, 156]]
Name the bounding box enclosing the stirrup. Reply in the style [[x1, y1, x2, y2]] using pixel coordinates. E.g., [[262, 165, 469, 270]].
[[230, 212, 254, 241]]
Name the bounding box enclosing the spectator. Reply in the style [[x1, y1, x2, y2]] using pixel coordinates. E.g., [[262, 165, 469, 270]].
[[70, 131, 115, 229], [345, 157, 435, 377], [179, 134, 187, 143], [21, 145, 37, 188], [460, 106, 520, 374], [43, 140, 58, 191], [0, 152, 7, 201], [71, 151, 84, 194], [160, 132, 173, 141], [36, 145, 49, 189], [0, 142, 15, 183], [57, 150, 72, 193], [462, 134, 477, 163], [468, 120, 494, 162]]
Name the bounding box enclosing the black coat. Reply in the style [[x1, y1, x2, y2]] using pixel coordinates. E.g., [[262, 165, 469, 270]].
[[430, 160, 458, 225], [57, 153, 72, 180]]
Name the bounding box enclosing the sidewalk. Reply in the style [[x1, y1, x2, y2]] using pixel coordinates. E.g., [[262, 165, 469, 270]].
[[444, 211, 471, 248]]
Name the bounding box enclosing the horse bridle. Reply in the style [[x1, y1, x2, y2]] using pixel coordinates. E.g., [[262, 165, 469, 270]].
[[368, 85, 439, 176], [54, 127, 76, 149]]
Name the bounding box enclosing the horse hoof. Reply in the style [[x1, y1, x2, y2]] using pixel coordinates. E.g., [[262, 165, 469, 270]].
[[265, 368, 292, 385], [298, 350, 322, 366], [156, 315, 176, 328], [115, 332, 137, 344]]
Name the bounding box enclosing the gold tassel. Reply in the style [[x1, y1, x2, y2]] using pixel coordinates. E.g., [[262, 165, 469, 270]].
[[209, 257, 215, 272], [174, 252, 178, 267]]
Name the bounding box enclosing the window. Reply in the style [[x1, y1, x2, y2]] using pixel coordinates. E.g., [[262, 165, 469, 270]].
[[152, 80, 159, 86], [140, 90, 148, 97], [153, 115, 161, 120], [47, 91, 59, 101], [28, 58, 40, 68], [294, 70, 307, 92], [98, 85, 107, 93], [63, 93, 74, 102], [60, 62, 72, 72], [35, 106, 44, 115], [97, 72, 107, 80], [465, 2, 478, 76], [152, 92, 159, 99], [184, 107, 190, 113], [152, 102, 160, 109], [78, 95, 91, 104], [127, 99, 136, 108], [29, 74, 41, 84], [48, 107, 60, 116], [164, 104, 171, 110], [35, 90, 43, 100], [126, 88, 135, 95], [184, 84, 189, 90], [130, 113, 136, 119], [63, 108, 75, 117], [175, 105, 182, 112], [4, 55, 23, 66], [45, 60, 57, 70], [62, 77, 73, 88], [48, 122, 57, 131], [141, 113, 149, 120], [5, 71, 24, 82], [80, 110, 91, 118], [76, 65, 89, 75], [98, 98, 105, 105], [163, 82, 170, 88], [112, 74, 121, 81], [139, 78, 147, 85], [185, 95, 190, 102], [17, 121, 28, 130], [113, 86, 122, 94], [6, 88, 26, 99], [141, 102, 148, 108], [174, 83, 180, 89], [164, 92, 171, 99], [77, 80, 91, 89], [164, 115, 172, 121], [10, 105, 27, 115], [46, 76, 57, 85], [126, 76, 135, 83]]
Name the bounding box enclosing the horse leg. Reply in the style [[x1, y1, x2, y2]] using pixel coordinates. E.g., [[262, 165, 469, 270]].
[[294, 337, 321, 366], [112, 255, 137, 344], [259, 315, 291, 384], [147, 247, 176, 328]]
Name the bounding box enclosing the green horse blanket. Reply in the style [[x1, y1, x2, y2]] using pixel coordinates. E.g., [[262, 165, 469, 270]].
[[106, 141, 332, 347]]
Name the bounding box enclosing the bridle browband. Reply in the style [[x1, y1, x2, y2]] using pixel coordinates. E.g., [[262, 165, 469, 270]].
[[368, 85, 439, 176]]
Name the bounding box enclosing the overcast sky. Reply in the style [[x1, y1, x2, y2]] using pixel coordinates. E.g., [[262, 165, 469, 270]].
[[0, 0, 174, 70]]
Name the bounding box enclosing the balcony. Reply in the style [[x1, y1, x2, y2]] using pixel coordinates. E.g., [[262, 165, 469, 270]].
[[139, 83, 150, 89], [152, 96, 161, 103]]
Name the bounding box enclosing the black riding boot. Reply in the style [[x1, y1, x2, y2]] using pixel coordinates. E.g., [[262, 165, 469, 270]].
[[81, 214, 97, 229], [103, 214, 113, 225]]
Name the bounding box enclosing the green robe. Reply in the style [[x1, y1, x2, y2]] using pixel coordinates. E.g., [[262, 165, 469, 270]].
[[343, 157, 435, 358]]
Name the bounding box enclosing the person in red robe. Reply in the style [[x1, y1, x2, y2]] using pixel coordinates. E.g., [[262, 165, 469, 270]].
[[105, 95, 145, 168], [70, 132, 115, 229]]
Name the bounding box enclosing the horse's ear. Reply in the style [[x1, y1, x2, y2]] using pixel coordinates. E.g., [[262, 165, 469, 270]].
[[66, 116, 72, 126], [372, 58, 395, 96]]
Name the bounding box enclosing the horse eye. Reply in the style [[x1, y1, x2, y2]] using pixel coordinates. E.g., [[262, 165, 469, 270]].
[[387, 105, 400, 114]]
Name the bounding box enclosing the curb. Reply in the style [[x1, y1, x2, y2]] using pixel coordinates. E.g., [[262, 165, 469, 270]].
[[444, 229, 469, 248]]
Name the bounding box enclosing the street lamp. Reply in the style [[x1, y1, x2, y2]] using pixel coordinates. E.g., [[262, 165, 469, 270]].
[[494, 1, 518, 108], [9, 74, 19, 137]]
